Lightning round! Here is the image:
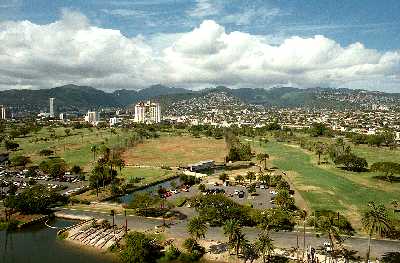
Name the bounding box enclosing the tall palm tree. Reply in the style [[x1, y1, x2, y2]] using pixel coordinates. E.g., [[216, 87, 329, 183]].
[[115, 158, 126, 175], [362, 202, 391, 263], [315, 214, 343, 259], [315, 142, 325, 165], [90, 145, 98, 161], [232, 231, 247, 256], [223, 219, 241, 254], [256, 232, 274, 263], [187, 216, 208, 240], [257, 153, 270, 170]]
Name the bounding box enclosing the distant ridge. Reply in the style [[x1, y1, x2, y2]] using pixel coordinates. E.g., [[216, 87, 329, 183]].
[[0, 84, 399, 112]]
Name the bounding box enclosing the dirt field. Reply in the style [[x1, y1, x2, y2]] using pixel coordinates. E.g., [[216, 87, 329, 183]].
[[122, 135, 227, 167]]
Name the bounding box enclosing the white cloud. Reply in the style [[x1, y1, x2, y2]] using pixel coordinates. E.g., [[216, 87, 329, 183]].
[[187, 0, 220, 18], [101, 8, 147, 17], [0, 12, 399, 92]]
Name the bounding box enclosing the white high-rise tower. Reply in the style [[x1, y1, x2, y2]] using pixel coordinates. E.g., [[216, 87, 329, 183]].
[[0, 105, 6, 120], [49, 98, 55, 117]]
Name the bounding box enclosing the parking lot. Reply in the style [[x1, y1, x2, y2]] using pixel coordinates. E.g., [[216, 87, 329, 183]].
[[0, 166, 89, 198]]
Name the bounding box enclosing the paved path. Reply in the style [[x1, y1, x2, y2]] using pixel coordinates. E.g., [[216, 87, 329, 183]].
[[56, 207, 400, 259]]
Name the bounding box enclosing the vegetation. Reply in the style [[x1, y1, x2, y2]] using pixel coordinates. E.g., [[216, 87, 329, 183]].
[[4, 185, 68, 214], [192, 194, 253, 226], [120, 231, 162, 263], [362, 202, 391, 263]]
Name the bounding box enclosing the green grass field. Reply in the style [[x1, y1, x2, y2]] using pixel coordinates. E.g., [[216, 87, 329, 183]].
[[260, 140, 400, 228], [1, 127, 131, 171], [119, 167, 175, 185]]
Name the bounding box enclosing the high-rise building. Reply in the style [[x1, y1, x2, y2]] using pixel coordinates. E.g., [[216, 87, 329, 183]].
[[134, 101, 161, 123], [84, 111, 100, 125], [49, 98, 55, 117], [0, 105, 6, 120]]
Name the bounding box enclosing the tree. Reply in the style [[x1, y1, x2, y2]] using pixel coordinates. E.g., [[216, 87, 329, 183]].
[[4, 184, 67, 214], [64, 128, 71, 137], [257, 153, 270, 170], [120, 231, 162, 263], [219, 173, 229, 183], [246, 171, 256, 184], [362, 202, 391, 263], [275, 190, 294, 210], [90, 145, 98, 161], [187, 216, 208, 240], [315, 142, 326, 165], [242, 242, 259, 263], [315, 211, 354, 260], [370, 162, 400, 182], [235, 175, 244, 184], [39, 158, 67, 177], [259, 173, 271, 186], [381, 252, 400, 263], [10, 155, 31, 167], [4, 140, 19, 151], [223, 219, 241, 254], [256, 232, 274, 263], [309, 123, 333, 137], [128, 192, 160, 216], [114, 158, 126, 175], [70, 165, 82, 175], [335, 153, 368, 172], [39, 149, 54, 156]]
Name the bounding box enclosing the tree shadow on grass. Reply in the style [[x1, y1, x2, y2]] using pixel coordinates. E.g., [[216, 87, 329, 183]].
[[372, 175, 400, 183]]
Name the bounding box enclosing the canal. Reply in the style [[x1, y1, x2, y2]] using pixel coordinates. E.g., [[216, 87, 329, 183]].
[[0, 219, 117, 263]]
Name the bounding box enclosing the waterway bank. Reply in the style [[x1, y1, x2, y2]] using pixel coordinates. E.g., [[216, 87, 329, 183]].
[[0, 218, 117, 263]]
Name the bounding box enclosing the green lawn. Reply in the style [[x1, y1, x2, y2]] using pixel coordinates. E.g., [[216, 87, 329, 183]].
[[119, 167, 176, 185], [261, 141, 400, 228], [1, 127, 132, 171]]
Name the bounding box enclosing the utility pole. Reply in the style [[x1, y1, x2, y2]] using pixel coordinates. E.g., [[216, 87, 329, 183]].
[[124, 210, 127, 233]]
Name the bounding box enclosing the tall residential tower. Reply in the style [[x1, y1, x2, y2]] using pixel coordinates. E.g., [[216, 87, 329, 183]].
[[49, 98, 55, 117], [0, 105, 6, 120], [134, 101, 161, 123]]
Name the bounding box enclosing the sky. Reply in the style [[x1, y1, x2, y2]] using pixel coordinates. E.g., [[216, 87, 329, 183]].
[[0, 0, 399, 92]]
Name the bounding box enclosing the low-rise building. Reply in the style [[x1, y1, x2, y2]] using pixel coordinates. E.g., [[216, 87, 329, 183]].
[[187, 160, 215, 172]]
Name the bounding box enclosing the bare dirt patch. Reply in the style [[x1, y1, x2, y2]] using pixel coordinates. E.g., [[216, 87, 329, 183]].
[[122, 135, 227, 167]]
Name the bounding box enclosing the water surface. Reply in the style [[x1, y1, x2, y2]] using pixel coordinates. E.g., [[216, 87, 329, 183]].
[[0, 219, 117, 263]]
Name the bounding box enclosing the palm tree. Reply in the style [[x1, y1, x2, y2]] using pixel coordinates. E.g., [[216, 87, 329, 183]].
[[233, 231, 247, 256], [223, 219, 241, 254], [256, 232, 274, 263], [362, 202, 391, 263], [114, 157, 125, 176], [315, 142, 325, 165], [187, 216, 208, 240], [90, 145, 98, 161], [315, 214, 343, 260], [257, 153, 270, 170]]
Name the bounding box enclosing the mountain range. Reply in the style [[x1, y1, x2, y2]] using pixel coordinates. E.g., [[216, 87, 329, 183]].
[[1, 84, 399, 112]]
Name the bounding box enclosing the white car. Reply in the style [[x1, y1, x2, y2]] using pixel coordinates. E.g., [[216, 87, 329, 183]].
[[260, 185, 265, 189]]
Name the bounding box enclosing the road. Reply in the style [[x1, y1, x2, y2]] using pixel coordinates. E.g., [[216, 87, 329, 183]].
[[55, 207, 400, 259]]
